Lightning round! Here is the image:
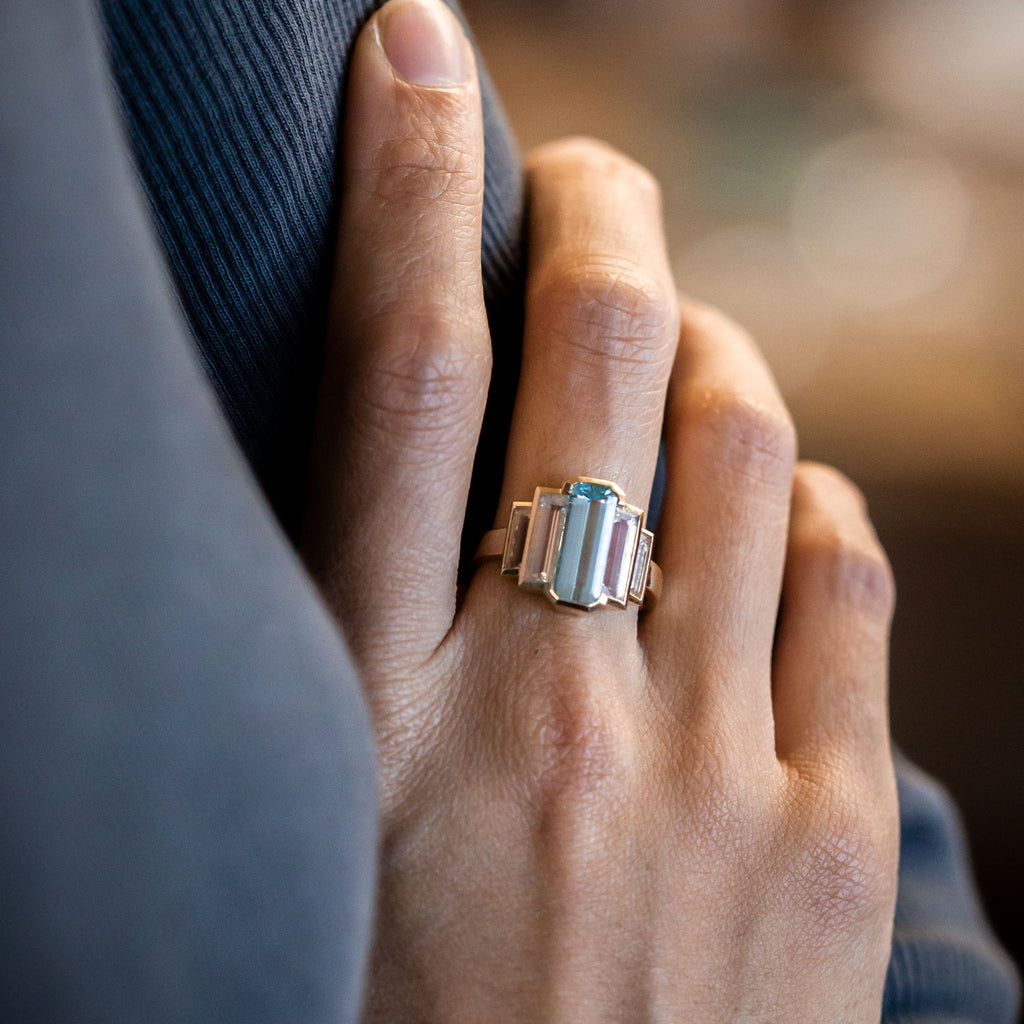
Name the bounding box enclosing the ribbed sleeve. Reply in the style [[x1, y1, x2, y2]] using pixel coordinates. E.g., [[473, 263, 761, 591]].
[[882, 754, 1021, 1022]]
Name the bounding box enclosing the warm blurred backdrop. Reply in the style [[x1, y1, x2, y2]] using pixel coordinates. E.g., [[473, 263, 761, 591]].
[[462, 0, 1024, 973]]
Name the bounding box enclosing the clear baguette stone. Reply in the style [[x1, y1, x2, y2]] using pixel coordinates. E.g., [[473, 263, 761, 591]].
[[520, 490, 566, 587], [605, 509, 641, 606], [501, 503, 532, 575], [630, 529, 653, 603]]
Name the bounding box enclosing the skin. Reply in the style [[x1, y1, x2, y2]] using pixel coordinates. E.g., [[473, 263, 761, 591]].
[[303, 0, 900, 1020]]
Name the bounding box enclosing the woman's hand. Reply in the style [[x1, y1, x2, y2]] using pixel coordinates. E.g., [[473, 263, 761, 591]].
[[304, 1, 899, 1020]]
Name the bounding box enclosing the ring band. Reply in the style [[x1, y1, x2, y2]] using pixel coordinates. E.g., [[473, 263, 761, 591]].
[[474, 477, 661, 612]]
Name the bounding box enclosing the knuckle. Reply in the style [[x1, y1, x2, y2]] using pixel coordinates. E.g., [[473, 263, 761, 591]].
[[786, 778, 899, 936], [369, 133, 478, 208], [357, 309, 489, 429], [531, 255, 677, 370], [499, 656, 639, 902], [682, 387, 797, 488], [793, 520, 895, 618], [797, 824, 896, 936], [515, 661, 632, 814]]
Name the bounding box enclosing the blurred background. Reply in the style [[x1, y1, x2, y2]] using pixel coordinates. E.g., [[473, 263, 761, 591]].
[[462, 0, 1024, 973]]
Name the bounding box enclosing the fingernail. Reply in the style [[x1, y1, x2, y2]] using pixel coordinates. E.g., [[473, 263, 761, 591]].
[[381, 0, 468, 87]]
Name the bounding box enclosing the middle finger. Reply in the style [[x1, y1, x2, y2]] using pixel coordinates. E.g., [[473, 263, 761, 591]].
[[498, 138, 679, 528]]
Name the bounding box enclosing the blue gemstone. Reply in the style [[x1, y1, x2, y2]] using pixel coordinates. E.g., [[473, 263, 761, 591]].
[[549, 482, 618, 608], [569, 481, 617, 502]]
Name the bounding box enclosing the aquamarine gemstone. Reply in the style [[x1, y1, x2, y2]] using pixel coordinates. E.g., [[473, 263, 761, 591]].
[[571, 481, 617, 502], [549, 481, 618, 608]]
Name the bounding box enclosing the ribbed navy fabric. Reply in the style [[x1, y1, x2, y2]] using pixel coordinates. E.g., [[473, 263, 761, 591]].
[[100, 0, 524, 535], [89, 1, 1018, 1020], [883, 754, 1021, 1022]]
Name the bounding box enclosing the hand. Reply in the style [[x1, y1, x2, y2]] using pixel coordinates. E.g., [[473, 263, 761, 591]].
[[304, 1, 899, 1020]]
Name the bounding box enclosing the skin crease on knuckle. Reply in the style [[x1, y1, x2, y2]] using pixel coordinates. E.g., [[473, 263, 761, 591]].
[[677, 384, 798, 492], [368, 130, 480, 208], [358, 325, 488, 432], [803, 531, 895, 621], [526, 139, 677, 374], [669, 303, 798, 491], [529, 255, 678, 376], [776, 784, 899, 965], [791, 471, 896, 619], [517, 664, 636, 820]]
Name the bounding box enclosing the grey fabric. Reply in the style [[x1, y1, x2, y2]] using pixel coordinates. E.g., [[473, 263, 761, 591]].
[[0, 2, 376, 1021]]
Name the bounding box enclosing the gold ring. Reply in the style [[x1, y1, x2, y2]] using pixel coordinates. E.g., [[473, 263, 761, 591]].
[[474, 478, 661, 613]]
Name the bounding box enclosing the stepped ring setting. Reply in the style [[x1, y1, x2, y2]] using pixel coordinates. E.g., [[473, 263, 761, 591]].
[[474, 478, 661, 613]]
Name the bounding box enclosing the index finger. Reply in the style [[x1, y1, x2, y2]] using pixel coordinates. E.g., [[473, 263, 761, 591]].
[[304, 0, 490, 666]]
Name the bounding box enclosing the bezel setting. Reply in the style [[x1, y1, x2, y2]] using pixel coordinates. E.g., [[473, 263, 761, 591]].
[[499, 477, 654, 612]]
